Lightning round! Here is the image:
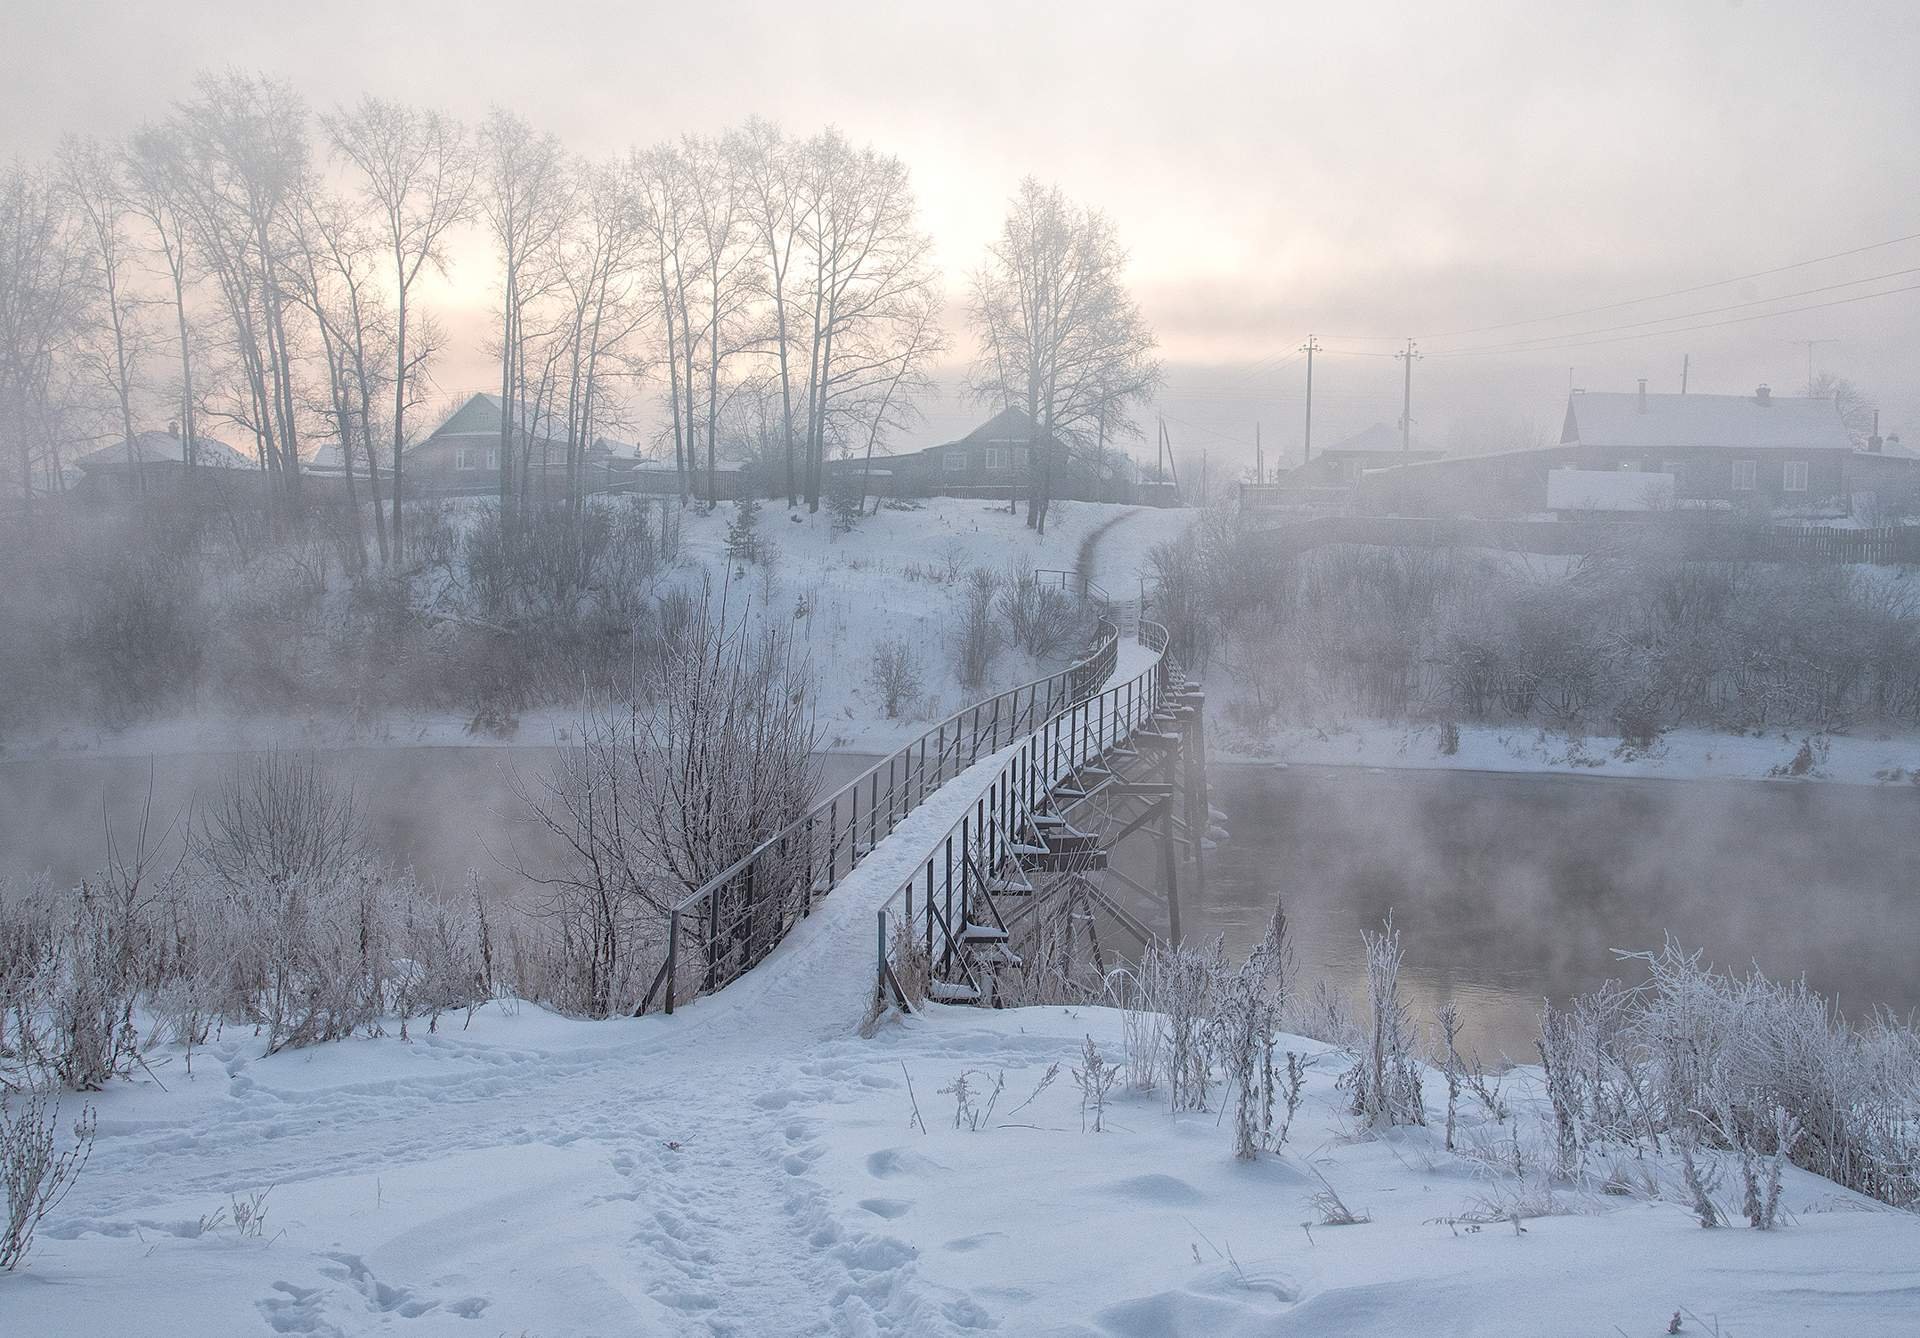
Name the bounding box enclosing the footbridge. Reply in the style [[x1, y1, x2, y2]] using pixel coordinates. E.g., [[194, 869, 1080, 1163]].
[[639, 573, 1209, 1017]]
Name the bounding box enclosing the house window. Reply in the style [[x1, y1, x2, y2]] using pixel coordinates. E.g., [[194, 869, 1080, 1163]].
[[1783, 460, 1809, 493], [455, 445, 498, 471], [984, 446, 1008, 471], [1731, 459, 1756, 491], [944, 451, 968, 473]]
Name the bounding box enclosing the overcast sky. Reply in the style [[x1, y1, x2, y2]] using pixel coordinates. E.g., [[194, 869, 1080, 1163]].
[[7, 0, 1919, 465]]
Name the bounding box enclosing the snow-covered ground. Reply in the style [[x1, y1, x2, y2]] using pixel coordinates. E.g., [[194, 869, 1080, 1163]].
[[8, 619, 1918, 1334], [11, 993, 1918, 1333], [7, 499, 1195, 762], [1213, 718, 1920, 787]]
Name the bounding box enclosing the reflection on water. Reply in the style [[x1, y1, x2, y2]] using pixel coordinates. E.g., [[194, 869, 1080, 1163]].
[[6, 749, 1914, 1063], [1156, 764, 1920, 1059]]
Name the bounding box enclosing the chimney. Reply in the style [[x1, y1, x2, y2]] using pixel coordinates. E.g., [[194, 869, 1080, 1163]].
[[1636, 378, 1647, 413], [1754, 384, 1771, 406], [1869, 408, 1884, 454], [167, 420, 179, 438]]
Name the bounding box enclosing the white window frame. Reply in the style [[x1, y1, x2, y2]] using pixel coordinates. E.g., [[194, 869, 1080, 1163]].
[[1783, 459, 1809, 493], [1731, 459, 1757, 492], [944, 451, 968, 473], [984, 445, 1008, 471]]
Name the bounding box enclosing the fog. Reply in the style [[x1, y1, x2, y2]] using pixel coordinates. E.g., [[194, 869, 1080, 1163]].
[[8, 1, 1920, 462]]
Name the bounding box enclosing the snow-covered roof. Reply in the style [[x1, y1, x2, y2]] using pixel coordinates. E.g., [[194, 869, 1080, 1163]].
[[1565, 390, 1853, 452], [75, 430, 254, 471], [957, 405, 1042, 445]]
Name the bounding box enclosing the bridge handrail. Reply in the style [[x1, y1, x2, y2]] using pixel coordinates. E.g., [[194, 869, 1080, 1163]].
[[875, 616, 1173, 1009], [639, 606, 1121, 1015]]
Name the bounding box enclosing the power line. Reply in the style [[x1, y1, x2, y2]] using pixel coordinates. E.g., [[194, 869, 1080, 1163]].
[[1423, 280, 1920, 359], [1412, 228, 1920, 340], [1424, 265, 1920, 358]]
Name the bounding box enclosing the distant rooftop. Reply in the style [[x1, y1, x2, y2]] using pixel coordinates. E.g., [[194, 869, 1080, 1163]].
[[1565, 388, 1853, 452], [75, 429, 254, 471]]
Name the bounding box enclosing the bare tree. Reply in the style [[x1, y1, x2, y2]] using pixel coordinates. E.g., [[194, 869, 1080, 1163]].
[[969, 178, 1159, 532], [554, 153, 650, 514], [61, 136, 152, 494], [326, 99, 473, 558], [0, 164, 89, 511], [478, 109, 572, 521], [732, 119, 804, 506], [125, 126, 202, 475], [682, 135, 757, 507], [635, 143, 697, 500], [1810, 371, 1877, 449], [168, 72, 314, 519]]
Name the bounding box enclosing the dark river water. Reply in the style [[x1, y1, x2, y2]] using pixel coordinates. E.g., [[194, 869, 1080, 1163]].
[[4, 749, 1914, 1060]]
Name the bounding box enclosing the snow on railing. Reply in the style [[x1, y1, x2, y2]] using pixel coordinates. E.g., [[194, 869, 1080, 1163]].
[[637, 606, 1122, 1016], [874, 618, 1172, 1012]]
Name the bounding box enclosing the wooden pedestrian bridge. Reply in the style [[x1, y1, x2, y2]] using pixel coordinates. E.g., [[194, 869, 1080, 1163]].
[[638, 573, 1209, 1017]]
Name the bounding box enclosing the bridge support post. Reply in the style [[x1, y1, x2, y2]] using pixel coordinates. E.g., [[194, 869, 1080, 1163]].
[[1159, 796, 1182, 946]]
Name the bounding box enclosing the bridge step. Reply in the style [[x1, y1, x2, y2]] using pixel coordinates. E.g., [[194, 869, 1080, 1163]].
[[986, 877, 1034, 896], [1021, 850, 1108, 872], [1010, 842, 1050, 858], [1030, 812, 1068, 827], [961, 923, 1008, 943], [1051, 786, 1088, 800], [930, 980, 982, 1004]]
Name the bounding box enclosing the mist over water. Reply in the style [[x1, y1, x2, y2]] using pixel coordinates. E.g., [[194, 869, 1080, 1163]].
[[0, 747, 880, 904], [1170, 763, 1920, 1060], [8, 746, 1914, 1063]]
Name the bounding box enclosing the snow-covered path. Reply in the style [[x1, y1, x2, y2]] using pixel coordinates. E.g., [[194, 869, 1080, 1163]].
[[8, 639, 1165, 1336]]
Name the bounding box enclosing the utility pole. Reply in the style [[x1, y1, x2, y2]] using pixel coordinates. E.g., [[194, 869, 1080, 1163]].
[[1395, 338, 1421, 452], [1300, 334, 1321, 463], [1681, 353, 1689, 395], [1254, 422, 1263, 484], [1793, 339, 1838, 396]]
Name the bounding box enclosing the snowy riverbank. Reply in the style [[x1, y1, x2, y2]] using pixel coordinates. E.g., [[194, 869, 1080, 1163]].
[[7, 993, 1917, 1336], [3, 498, 1195, 763], [1214, 718, 1920, 787]]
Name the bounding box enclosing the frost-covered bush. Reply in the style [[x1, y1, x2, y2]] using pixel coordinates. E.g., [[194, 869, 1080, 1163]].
[[1208, 905, 1294, 1158], [1116, 937, 1227, 1112], [1343, 916, 1426, 1130], [1191, 539, 1920, 733], [997, 561, 1090, 660], [951, 567, 1001, 690], [2, 1090, 96, 1271], [1620, 942, 1920, 1209], [868, 636, 923, 719]]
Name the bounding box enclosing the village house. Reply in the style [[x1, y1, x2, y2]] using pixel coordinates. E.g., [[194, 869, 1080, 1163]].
[[836, 406, 1149, 504], [1350, 384, 1896, 518], [1291, 422, 1442, 484], [72, 423, 257, 499]]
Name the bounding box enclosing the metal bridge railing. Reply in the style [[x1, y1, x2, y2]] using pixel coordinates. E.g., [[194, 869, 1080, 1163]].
[[875, 618, 1172, 1010], [638, 613, 1122, 1015]]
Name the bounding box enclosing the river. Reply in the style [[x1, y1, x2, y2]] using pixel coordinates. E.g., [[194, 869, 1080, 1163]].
[[4, 748, 1913, 1060]]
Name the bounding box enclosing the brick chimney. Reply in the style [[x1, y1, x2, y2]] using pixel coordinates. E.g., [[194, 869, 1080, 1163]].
[[1754, 384, 1771, 406], [1868, 408, 1884, 454], [1636, 378, 1647, 413]]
